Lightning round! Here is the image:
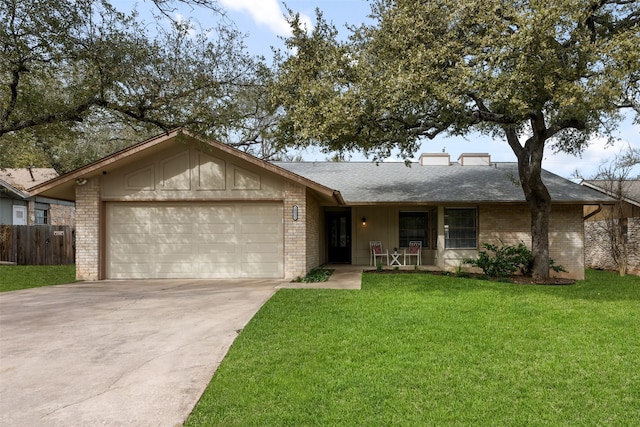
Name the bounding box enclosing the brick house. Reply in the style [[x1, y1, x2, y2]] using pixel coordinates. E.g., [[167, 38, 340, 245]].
[[0, 168, 75, 226], [29, 130, 612, 281]]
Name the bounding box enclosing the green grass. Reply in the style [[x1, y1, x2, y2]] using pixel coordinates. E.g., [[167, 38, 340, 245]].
[[186, 270, 640, 426], [0, 265, 76, 292]]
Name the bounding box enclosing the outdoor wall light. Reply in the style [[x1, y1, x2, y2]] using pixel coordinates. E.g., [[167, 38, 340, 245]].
[[75, 178, 87, 186], [361, 217, 367, 226], [292, 205, 299, 221]]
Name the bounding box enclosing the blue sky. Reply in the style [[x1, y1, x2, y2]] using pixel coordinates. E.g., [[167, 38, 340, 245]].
[[122, 0, 638, 179]]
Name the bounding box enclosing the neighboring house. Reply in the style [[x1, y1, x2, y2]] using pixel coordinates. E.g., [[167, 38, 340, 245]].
[[581, 180, 640, 274], [29, 130, 613, 281], [0, 168, 75, 226]]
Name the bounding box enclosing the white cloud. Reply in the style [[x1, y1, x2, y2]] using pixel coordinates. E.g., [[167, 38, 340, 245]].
[[543, 135, 640, 179], [219, 0, 312, 36]]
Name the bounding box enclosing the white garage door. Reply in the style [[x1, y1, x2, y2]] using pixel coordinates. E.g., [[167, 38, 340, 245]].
[[106, 202, 283, 279]]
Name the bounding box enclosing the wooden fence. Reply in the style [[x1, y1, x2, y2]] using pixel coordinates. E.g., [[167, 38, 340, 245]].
[[0, 225, 75, 265]]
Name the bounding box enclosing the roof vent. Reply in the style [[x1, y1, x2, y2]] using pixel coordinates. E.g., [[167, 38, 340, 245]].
[[419, 153, 451, 166], [458, 153, 491, 166]]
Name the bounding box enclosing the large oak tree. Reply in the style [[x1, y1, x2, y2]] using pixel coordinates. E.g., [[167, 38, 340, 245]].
[[274, 0, 640, 280], [0, 0, 279, 171]]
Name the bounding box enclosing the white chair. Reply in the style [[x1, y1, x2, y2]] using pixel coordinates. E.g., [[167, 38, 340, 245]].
[[370, 241, 389, 266], [404, 241, 422, 266]]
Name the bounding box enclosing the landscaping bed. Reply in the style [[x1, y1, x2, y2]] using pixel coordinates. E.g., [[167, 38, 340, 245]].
[[364, 269, 575, 285]]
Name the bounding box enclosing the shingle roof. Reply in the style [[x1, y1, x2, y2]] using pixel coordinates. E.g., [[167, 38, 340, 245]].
[[0, 178, 30, 199], [273, 161, 613, 204], [582, 180, 640, 206], [0, 168, 58, 191]]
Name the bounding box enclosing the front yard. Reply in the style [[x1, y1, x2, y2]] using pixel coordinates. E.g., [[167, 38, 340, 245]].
[[187, 270, 640, 426], [1, 265, 637, 425]]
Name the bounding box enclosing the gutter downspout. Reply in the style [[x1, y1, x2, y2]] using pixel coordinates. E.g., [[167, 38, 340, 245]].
[[584, 204, 603, 221]]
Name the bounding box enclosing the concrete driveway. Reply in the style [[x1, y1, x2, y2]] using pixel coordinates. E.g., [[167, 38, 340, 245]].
[[0, 279, 278, 426]]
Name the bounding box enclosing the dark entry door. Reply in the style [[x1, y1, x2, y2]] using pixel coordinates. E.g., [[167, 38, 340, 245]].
[[327, 212, 351, 263]]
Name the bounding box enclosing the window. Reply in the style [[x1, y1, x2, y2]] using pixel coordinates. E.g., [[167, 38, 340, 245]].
[[399, 211, 428, 248], [35, 203, 49, 225], [444, 208, 477, 248]]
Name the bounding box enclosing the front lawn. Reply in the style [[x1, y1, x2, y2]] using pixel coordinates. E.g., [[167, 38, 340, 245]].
[[0, 265, 76, 292], [187, 270, 640, 426]]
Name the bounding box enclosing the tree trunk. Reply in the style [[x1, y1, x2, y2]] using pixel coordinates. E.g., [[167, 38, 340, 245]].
[[527, 183, 551, 281], [504, 117, 552, 281]]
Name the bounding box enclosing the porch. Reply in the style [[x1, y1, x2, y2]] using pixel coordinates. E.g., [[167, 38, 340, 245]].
[[322, 205, 477, 272]]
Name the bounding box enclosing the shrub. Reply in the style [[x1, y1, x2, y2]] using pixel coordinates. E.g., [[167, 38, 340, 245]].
[[464, 241, 565, 277], [295, 268, 332, 283], [463, 242, 524, 277]]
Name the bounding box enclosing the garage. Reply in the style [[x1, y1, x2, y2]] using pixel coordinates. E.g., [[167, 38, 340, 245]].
[[28, 131, 340, 281], [106, 202, 283, 279]]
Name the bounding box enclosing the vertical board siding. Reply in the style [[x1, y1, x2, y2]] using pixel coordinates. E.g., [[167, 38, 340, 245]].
[[0, 225, 75, 265]]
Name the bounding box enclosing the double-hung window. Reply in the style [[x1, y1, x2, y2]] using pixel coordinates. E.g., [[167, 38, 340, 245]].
[[35, 203, 49, 225], [444, 207, 477, 248], [399, 211, 428, 248]]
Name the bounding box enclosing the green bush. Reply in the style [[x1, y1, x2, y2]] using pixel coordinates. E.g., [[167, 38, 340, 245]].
[[464, 241, 566, 277], [463, 242, 525, 277], [295, 268, 332, 283]]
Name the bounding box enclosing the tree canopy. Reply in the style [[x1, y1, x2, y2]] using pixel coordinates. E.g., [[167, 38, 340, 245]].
[[0, 0, 279, 171], [274, 0, 639, 280]]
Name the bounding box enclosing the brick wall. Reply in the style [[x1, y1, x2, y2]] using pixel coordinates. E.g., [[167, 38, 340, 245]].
[[75, 177, 101, 281], [479, 204, 585, 280], [479, 205, 530, 246], [284, 181, 307, 280], [48, 204, 75, 226], [549, 205, 585, 280], [26, 200, 75, 226], [585, 217, 640, 275], [305, 193, 321, 270]]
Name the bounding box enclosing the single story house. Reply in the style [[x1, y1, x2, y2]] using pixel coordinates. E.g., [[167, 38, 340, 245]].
[[0, 168, 75, 226], [29, 130, 613, 281]]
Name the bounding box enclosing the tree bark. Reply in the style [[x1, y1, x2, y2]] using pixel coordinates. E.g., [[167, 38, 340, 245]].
[[526, 180, 551, 281], [504, 115, 552, 281]]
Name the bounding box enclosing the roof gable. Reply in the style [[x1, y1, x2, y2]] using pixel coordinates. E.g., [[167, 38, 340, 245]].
[[28, 129, 342, 203], [582, 180, 640, 207]]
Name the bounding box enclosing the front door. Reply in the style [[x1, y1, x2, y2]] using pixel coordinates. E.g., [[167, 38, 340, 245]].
[[327, 212, 351, 263]]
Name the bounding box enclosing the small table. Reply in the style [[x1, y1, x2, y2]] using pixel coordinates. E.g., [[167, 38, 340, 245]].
[[390, 252, 402, 266]]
